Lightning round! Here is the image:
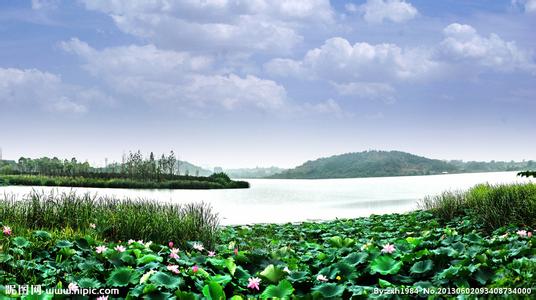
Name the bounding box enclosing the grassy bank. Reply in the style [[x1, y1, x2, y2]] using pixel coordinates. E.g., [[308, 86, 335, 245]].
[[0, 191, 220, 247], [1, 184, 535, 298], [0, 173, 249, 190], [420, 183, 536, 231]]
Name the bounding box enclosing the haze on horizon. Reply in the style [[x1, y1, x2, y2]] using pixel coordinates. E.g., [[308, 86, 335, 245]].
[[1, 0, 535, 169]]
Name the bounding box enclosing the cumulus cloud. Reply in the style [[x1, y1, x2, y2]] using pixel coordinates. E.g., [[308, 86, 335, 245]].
[[0, 67, 112, 113], [265, 37, 436, 81], [79, 0, 334, 54], [512, 0, 536, 13], [358, 0, 418, 23], [61, 38, 288, 111], [265, 37, 438, 103], [265, 23, 534, 104], [437, 23, 536, 73]]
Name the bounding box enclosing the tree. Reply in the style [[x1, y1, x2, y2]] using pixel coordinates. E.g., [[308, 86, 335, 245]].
[[518, 171, 536, 178], [168, 151, 176, 175]]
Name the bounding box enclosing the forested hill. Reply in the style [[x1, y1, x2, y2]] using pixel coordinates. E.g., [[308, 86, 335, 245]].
[[268, 150, 533, 179]]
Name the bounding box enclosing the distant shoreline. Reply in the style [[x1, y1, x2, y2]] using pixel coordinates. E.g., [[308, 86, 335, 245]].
[[0, 174, 249, 190], [261, 169, 524, 180]]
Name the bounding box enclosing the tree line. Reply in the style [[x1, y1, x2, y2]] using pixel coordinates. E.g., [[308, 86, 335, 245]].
[[0, 151, 200, 181]]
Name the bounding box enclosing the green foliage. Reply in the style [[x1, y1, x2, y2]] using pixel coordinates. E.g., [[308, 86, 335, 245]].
[[269, 150, 535, 179], [466, 183, 536, 230], [420, 183, 536, 231], [261, 280, 294, 299], [152, 272, 182, 289], [107, 267, 139, 287], [369, 256, 403, 275], [419, 190, 467, 220], [270, 150, 458, 179], [0, 174, 248, 190], [260, 264, 285, 283], [311, 283, 345, 298], [202, 281, 225, 300], [0, 191, 220, 246], [1, 209, 535, 298], [410, 260, 434, 274], [518, 171, 536, 178]]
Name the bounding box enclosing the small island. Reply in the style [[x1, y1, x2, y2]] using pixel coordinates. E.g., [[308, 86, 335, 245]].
[[0, 151, 249, 190]]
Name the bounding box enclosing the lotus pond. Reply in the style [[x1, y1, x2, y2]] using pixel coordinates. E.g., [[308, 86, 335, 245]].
[[1, 210, 535, 299]]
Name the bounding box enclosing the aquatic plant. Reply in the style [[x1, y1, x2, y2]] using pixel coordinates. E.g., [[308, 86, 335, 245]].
[[0, 191, 220, 246], [1, 210, 534, 298]]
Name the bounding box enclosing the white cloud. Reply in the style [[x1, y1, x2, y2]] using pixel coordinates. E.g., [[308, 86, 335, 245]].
[[31, 0, 59, 10], [79, 0, 333, 54], [512, 0, 536, 13], [61, 38, 288, 111], [438, 23, 536, 73], [265, 37, 438, 105], [298, 99, 345, 117], [265, 24, 534, 101], [185, 74, 286, 110], [359, 0, 418, 23], [265, 37, 436, 81], [345, 3, 359, 13], [61, 38, 213, 78], [264, 58, 308, 78], [0, 68, 111, 113], [332, 82, 396, 103]]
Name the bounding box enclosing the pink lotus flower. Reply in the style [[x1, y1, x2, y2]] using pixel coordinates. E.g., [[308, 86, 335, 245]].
[[316, 274, 328, 282], [234, 248, 239, 255], [128, 239, 135, 244], [192, 242, 204, 251], [192, 265, 199, 273], [170, 248, 180, 259], [247, 277, 261, 290], [529, 232, 533, 238], [96, 296, 108, 300], [68, 282, 79, 292], [168, 241, 174, 248], [89, 223, 96, 229], [95, 245, 107, 254], [114, 245, 126, 253], [381, 243, 396, 254], [517, 230, 528, 237], [167, 265, 180, 274], [208, 251, 216, 257], [3, 226, 12, 236]]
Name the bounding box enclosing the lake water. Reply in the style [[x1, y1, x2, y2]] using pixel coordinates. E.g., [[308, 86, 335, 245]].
[[0, 171, 532, 225]]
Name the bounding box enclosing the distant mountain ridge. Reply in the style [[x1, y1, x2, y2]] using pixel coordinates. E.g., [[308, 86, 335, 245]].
[[224, 167, 286, 179], [179, 161, 212, 176], [268, 150, 533, 179]]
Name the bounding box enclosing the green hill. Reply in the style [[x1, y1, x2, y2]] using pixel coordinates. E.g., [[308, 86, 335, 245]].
[[269, 150, 460, 179]]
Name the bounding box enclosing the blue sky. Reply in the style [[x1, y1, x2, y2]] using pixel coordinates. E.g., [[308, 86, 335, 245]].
[[0, 0, 535, 168]]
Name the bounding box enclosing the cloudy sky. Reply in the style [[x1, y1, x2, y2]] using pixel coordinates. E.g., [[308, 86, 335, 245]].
[[1, 0, 535, 168]]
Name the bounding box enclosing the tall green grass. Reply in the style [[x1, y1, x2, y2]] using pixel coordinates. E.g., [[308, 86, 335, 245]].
[[419, 183, 536, 231], [0, 191, 220, 247], [419, 190, 467, 220]]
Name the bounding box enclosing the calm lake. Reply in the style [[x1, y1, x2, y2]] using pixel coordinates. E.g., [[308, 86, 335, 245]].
[[1, 171, 533, 225]]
